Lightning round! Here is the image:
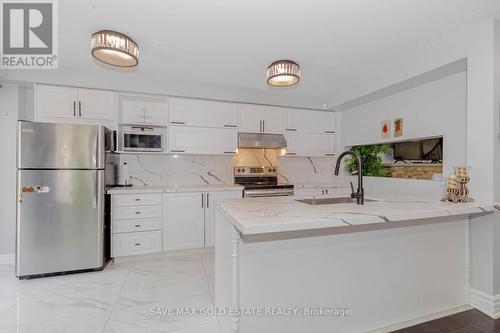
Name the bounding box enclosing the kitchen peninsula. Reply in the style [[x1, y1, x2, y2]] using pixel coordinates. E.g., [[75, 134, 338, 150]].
[[214, 194, 498, 333]]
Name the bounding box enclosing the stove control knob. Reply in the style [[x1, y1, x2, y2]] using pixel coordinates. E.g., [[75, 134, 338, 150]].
[[272, 168, 276, 172]]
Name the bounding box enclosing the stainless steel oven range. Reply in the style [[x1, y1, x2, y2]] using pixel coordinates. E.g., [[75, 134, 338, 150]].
[[234, 166, 294, 198]]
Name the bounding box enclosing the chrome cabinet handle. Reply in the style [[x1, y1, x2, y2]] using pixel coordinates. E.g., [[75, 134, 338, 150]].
[[259, 120, 263, 132], [135, 211, 141, 215], [135, 198, 141, 201], [207, 193, 209, 208], [201, 193, 204, 208], [263, 120, 265, 132], [326, 189, 329, 195], [224, 151, 236, 154], [134, 224, 141, 228], [325, 130, 335, 134], [170, 150, 185, 153], [170, 121, 185, 124], [73, 101, 76, 117], [325, 153, 336, 156], [78, 101, 82, 117], [286, 128, 297, 131], [224, 124, 237, 128], [134, 243, 141, 246], [286, 152, 297, 155]]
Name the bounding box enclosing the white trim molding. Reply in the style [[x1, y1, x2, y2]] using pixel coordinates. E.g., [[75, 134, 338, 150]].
[[0, 253, 15, 265], [470, 288, 500, 319]]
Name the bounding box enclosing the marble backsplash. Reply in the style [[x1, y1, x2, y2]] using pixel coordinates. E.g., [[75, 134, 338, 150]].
[[119, 149, 339, 186]]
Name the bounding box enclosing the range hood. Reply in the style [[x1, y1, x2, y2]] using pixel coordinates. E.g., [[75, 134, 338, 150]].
[[238, 132, 287, 149]]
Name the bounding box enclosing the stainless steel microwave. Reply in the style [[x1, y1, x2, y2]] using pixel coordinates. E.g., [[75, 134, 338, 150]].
[[118, 125, 165, 152]]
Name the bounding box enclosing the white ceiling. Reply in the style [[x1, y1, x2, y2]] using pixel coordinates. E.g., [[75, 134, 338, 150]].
[[4, 0, 500, 109]]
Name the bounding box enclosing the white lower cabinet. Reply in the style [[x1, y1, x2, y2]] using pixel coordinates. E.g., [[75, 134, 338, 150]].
[[112, 231, 163, 257], [163, 190, 242, 251], [163, 192, 205, 251], [111, 193, 163, 257], [204, 191, 242, 247]]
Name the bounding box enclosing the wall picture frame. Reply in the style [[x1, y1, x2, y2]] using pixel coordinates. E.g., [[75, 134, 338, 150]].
[[394, 118, 403, 137], [381, 120, 391, 138]]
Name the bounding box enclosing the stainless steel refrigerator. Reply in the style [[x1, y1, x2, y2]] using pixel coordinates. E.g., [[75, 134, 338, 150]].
[[16, 121, 117, 278]]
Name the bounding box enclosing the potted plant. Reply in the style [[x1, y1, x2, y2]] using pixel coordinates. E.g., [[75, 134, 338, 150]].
[[345, 144, 391, 177]]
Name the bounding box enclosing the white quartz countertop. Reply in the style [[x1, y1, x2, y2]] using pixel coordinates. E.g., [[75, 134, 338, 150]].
[[216, 193, 498, 235], [107, 184, 243, 194]]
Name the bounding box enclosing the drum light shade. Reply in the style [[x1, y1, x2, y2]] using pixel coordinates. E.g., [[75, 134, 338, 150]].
[[266, 60, 300, 87], [91, 30, 139, 67]]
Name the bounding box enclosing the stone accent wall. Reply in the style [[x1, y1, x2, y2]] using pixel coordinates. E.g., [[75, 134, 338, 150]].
[[383, 164, 443, 180]]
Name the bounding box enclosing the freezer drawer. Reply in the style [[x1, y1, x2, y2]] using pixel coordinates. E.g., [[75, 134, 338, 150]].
[[16, 169, 105, 277], [17, 121, 105, 169]]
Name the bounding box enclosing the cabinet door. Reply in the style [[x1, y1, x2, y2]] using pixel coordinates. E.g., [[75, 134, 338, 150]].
[[163, 193, 205, 250], [169, 97, 238, 128], [169, 126, 237, 155], [119, 95, 169, 126], [284, 132, 336, 157], [238, 104, 263, 133], [36, 85, 79, 120], [284, 109, 335, 134], [77, 88, 116, 121], [262, 106, 283, 134], [204, 191, 242, 247]]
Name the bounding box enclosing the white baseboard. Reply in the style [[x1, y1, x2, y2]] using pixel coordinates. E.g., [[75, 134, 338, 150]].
[[113, 247, 213, 264], [0, 253, 15, 265], [470, 288, 500, 319], [366, 305, 472, 333]]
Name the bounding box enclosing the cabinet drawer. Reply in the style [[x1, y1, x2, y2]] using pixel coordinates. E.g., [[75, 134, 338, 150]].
[[112, 218, 162, 233], [112, 193, 162, 207], [112, 231, 162, 257], [113, 205, 161, 220]]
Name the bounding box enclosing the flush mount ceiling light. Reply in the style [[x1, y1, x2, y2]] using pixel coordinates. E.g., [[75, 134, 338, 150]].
[[266, 60, 300, 87], [91, 30, 139, 67]]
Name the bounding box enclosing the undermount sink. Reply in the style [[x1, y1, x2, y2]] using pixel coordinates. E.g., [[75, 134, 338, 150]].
[[296, 197, 376, 205]]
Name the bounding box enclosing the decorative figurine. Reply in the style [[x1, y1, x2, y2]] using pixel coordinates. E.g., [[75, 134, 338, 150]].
[[441, 166, 473, 203]]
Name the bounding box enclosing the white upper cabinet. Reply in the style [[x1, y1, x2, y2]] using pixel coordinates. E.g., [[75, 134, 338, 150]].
[[36, 85, 78, 119], [169, 126, 237, 155], [169, 97, 238, 128], [77, 88, 115, 121], [118, 94, 169, 126], [35, 84, 115, 124], [238, 105, 262, 133], [238, 104, 283, 134], [284, 132, 336, 157], [283, 108, 335, 134]]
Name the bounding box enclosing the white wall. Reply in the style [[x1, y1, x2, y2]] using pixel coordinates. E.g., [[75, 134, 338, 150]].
[[0, 84, 19, 255], [341, 71, 467, 196]]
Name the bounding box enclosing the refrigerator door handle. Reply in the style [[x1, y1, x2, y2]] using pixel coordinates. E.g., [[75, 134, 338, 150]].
[[92, 172, 97, 208]]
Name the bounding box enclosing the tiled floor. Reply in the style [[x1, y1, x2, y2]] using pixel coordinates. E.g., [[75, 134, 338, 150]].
[[1, 253, 494, 333], [0, 251, 218, 333]]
